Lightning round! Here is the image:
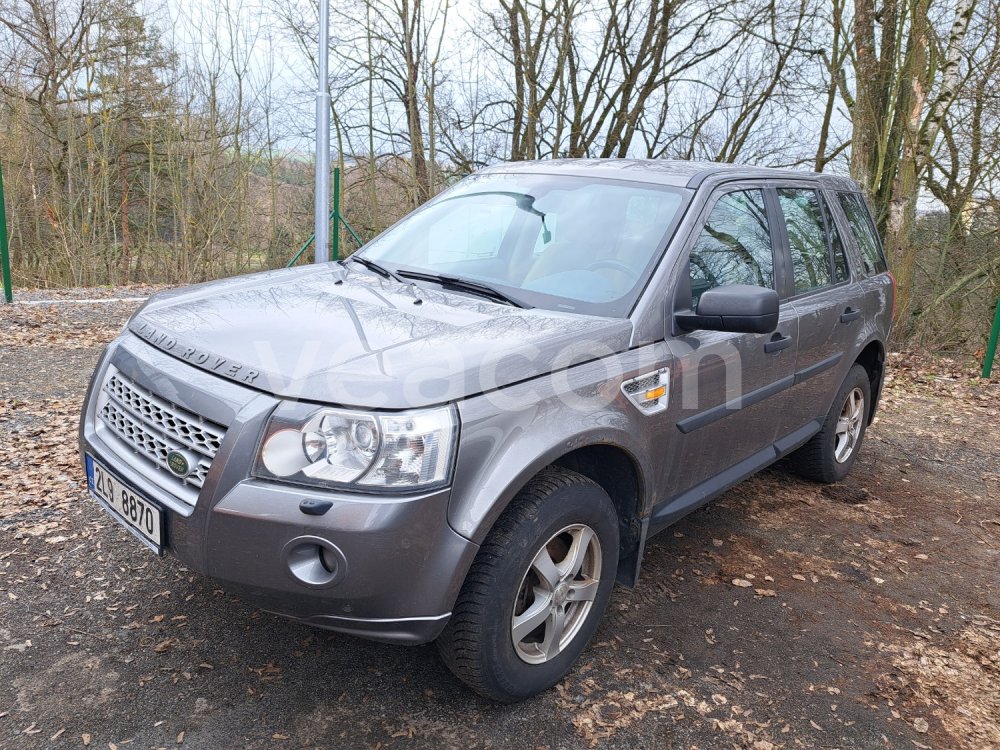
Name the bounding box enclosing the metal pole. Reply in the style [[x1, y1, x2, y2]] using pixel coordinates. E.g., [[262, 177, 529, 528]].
[[983, 296, 1000, 379], [314, 0, 331, 264], [286, 205, 362, 269], [0, 163, 11, 304], [332, 166, 340, 261]]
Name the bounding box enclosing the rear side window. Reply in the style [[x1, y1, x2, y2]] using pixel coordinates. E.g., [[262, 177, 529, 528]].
[[688, 189, 774, 307], [837, 192, 888, 275], [777, 188, 833, 294], [820, 195, 850, 282]]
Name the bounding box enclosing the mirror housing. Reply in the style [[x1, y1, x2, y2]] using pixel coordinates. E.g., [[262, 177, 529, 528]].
[[676, 284, 779, 334]]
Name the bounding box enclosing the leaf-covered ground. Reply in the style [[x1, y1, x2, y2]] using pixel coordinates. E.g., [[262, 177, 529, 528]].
[[1, 293, 998, 749]]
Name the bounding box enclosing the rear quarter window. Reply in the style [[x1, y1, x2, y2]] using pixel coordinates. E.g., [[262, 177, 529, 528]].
[[837, 192, 888, 275]]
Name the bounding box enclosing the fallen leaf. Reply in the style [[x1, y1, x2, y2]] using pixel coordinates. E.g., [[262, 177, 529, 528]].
[[732, 578, 752, 588], [153, 638, 175, 653]]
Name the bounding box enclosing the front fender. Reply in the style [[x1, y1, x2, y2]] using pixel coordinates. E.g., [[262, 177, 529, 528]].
[[448, 348, 667, 545]]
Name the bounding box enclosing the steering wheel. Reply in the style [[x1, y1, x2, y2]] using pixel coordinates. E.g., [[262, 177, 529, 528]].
[[587, 259, 638, 280]]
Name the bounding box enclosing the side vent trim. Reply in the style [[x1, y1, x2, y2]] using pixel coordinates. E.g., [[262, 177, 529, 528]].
[[621, 368, 669, 415]]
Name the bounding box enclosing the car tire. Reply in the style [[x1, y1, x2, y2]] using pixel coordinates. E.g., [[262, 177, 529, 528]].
[[789, 363, 872, 483], [436, 466, 619, 703]]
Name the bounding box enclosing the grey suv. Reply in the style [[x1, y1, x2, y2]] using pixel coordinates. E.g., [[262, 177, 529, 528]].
[[80, 160, 893, 702]]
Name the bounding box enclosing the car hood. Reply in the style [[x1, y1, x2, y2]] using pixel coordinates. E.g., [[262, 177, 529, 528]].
[[127, 265, 633, 408]]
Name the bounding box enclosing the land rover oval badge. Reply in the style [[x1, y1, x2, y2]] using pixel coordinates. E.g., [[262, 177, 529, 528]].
[[166, 450, 193, 478]]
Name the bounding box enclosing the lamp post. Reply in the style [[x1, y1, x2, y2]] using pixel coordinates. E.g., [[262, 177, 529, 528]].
[[314, 0, 331, 264]]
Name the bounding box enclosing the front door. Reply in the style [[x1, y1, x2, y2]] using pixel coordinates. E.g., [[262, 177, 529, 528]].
[[654, 185, 798, 526]]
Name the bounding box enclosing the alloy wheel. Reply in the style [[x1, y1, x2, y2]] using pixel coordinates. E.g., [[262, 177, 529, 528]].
[[834, 387, 865, 463], [511, 524, 603, 664]]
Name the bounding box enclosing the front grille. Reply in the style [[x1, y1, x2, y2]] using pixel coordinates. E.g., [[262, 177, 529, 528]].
[[97, 367, 226, 504]]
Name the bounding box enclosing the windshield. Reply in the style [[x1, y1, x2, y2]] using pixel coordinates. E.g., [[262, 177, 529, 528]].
[[360, 172, 690, 317]]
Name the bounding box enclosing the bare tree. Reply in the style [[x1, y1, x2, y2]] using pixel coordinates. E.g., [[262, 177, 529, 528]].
[[1, 0, 997, 356]]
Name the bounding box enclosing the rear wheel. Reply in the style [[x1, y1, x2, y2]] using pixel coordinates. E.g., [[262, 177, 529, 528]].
[[788, 363, 872, 483], [436, 466, 618, 703]]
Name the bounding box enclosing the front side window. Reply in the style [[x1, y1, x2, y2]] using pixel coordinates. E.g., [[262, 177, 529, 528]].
[[837, 192, 888, 275], [778, 188, 833, 294], [361, 173, 689, 317], [688, 189, 774, 307]]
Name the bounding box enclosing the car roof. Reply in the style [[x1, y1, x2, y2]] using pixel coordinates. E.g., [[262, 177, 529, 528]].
[[477, 158, 861, 192]]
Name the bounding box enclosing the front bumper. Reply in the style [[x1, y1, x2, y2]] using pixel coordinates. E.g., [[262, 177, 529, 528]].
[[80, 335, 478, 644]]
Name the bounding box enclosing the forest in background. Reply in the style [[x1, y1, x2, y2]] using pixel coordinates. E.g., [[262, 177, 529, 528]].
[[1, 0, 998, 353]]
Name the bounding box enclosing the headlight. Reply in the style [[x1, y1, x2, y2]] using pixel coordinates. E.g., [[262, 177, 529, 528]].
[[253, 403, 457, 491]]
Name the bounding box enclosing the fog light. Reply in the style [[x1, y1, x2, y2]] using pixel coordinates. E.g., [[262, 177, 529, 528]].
[[280, 536, 348, 589]]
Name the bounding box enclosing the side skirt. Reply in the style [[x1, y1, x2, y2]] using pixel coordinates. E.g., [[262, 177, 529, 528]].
[[646, 418, 823, 541]]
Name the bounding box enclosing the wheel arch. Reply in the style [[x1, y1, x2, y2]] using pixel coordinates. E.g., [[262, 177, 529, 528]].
[[549, 444, 647, 586], [449, 433, 650, 589]]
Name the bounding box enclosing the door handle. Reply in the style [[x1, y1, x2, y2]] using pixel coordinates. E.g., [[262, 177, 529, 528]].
[[840, 307, 862, 323], [764, 333, 793, 353]]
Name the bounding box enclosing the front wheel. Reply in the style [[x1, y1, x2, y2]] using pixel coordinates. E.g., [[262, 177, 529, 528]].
[[436, 466, 619, 703], [788, 363, 872, 483]]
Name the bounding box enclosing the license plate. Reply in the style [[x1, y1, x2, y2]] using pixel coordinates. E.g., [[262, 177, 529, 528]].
[[86, 454, 164, 552]]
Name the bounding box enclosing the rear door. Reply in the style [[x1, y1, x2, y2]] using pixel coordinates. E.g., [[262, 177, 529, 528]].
[[773, 184, 867, 433], [834, 190, 895, 330]]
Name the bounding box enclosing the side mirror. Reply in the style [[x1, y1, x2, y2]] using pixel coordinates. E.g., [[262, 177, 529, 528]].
[[676, 284, 779, 334]]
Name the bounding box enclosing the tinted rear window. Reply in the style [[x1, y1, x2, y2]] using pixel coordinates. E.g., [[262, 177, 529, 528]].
[[820, 194, 850, 282], [837, 192, 887, 275], [777, 187, 832, 294]]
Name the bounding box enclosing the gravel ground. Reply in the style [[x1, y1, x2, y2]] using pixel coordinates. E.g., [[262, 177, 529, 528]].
[[1, 296, 998, 750]]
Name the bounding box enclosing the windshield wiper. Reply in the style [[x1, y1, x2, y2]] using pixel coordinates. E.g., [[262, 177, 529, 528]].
[[395, 270, 532, 309], [344, 255, 406, 284]]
